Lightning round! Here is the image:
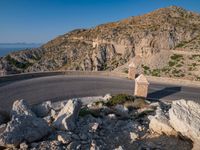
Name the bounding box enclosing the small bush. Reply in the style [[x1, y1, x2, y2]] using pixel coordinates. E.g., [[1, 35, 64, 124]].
[[142, 65, 150, 70], [168, 61, 176, 67], [170, 54, 183, 61], [79, 107, 99, 117], [106, 94, 135, 106], [5, 55, 32, 69], [131, 98, 148, 109], [151, 69, 161, 77], [176, 64, 183, 67]]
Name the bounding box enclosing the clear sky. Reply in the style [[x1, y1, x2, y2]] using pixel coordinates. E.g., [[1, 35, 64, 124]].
[[0, 0, 200, 43]]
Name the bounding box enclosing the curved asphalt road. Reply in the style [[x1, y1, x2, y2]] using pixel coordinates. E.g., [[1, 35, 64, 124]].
[[0, 75, 200, 112]]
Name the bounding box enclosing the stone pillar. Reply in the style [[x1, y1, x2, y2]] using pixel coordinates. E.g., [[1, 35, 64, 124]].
[[0, 69, 6, 76], [128, 62, 136, 80], [134, 74, 149, 98]]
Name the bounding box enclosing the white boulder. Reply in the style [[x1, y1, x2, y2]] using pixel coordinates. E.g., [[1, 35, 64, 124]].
[[169, 99, 200, 145], [149, 106, 176, 136], [53, 99, 81, 131]]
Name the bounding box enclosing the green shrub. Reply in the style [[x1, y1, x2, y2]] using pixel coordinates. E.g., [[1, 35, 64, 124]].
[[5, 55, 32, 69], [142, 65, 150, 70], [151, 69, 161, 77], [176, 64, 183, 67], [79, 107, 99, 117], [131, 98, 148, 109], [168, 61, 176, 67], [106, 94, 135, 106], [170, 54, 183, 61]]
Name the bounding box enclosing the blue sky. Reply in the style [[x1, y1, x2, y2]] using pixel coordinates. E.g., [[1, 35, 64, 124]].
[[0, 0, 200, 43]]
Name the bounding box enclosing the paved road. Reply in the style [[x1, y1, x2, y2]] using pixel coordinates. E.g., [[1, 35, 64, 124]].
[[0, 75, 200, 112]]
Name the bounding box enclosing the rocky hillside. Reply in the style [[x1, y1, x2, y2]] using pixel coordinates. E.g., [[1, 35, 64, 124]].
[[0, 6, 200, 80]]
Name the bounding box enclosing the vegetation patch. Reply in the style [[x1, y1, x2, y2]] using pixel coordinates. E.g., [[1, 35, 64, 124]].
[[5, 55, 33, 69], [106, 94, 135, 106], [79, 107, 100, 117]]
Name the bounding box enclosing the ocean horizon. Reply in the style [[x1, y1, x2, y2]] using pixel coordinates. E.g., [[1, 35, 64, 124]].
[[0, 43, 42, 57]]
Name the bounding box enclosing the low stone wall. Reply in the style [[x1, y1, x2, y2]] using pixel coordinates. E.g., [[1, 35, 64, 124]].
[[1, 71, 200, 88], [147, 76, 200, 87], [0, 71, 128, 83]]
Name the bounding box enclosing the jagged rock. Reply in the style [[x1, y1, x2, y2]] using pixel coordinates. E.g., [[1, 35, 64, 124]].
[[11, 99, 35, 117], [67, 141, 81, 150], [129, 132, 138, 142], [0, 100, 51, 147], [32, 101, 52, 117], [169, 100, 200, 146], [20, 142, 28, 150], [0, 115, 51, 148], [0, 124, 6, 133], [57, 131, 72, 144], [30, 140, 63, 150], [115, 146, 124, 150], [103, 94, 112, 101], [149, 106, 177, 136], [90, 140, 100, 150], [114, 105, 129, 117], [51, 101, 68, 112], [53, 99, 82, 131], [89, 122, 99, 132]]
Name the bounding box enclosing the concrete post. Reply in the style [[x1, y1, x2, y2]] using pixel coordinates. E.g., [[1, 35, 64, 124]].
[[134, 74, 149, 98], [0, 69, 6, 76], [128, 62, 136, 80]]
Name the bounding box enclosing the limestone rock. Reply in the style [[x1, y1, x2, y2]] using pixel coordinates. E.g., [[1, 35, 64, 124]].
[[11, 99, 35, 117], [0, 124, 6, 134], [0, 115, 51, 147], [103, 94, 112, 101], [32, 101, 52, 117], [90, 140, 100, 150], [53, 99, 82, 131], [20, 142, 28, 150], [169, 99, 200, 145], [114, 105, 129, 117], [57, 131, 72, 144], [89, 122, 99, 132], [30, 140, 63, 150], [0, 100, 51, 147], [129, 132, 138, 142], [149, 106, 176, 136]]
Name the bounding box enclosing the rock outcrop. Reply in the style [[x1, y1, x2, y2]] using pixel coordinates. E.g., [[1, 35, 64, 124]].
[[169, 100, 200, 147], [149, 105, 177, 136], [32, 101, 52, 117], [0, 97, 195, 149], [0, 100, 51, 147], [53, 99, 82, 131]]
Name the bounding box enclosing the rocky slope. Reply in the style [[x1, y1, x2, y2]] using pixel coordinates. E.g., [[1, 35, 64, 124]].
[[0, 6, 200, 80], [0, 95, 196, 150]]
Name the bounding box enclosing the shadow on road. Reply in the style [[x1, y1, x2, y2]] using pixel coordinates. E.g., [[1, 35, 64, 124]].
[[147, 86, 181, 100]]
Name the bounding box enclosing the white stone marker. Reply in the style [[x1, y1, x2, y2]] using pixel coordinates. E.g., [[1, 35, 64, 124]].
[[134, 74, 149, 98], [128, 62, 136, 80], [0, 70, 6, 76]]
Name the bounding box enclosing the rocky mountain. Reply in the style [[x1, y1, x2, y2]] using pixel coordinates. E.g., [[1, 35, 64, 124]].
[[0, 6, 200, 80]]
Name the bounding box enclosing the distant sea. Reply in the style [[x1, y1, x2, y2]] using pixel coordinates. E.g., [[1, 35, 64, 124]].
[[0, 43, 42, 57]]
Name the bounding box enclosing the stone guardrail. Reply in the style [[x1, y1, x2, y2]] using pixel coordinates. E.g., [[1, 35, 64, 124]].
[[1, 70, 200, 88], [0, 71, 128, 83]]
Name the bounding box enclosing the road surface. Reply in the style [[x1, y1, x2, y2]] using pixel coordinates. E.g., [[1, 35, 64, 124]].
[[0, 75, 200, 111]]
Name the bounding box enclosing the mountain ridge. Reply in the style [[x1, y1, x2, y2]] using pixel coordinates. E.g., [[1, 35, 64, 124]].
[[0, 6, 200, 80]]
